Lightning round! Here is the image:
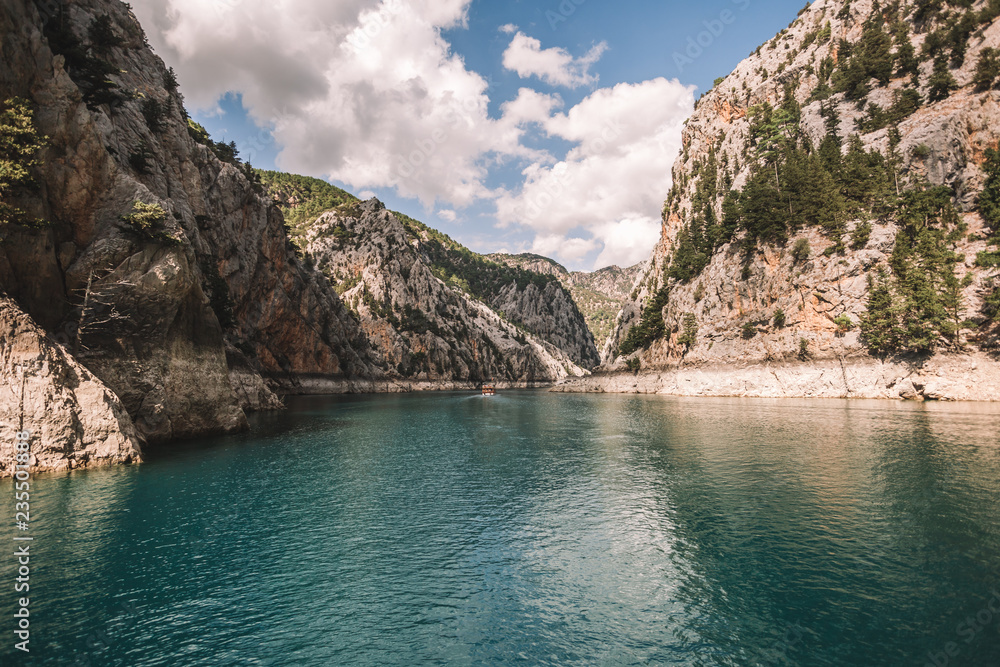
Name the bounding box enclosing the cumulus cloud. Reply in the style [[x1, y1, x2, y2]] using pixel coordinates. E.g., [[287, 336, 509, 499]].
[[129, 1, 693, 270], [437, 209, 457, 222], [130, 0, 528, 208], [495, 78, 695, 269], [502, 32, 607, 89]]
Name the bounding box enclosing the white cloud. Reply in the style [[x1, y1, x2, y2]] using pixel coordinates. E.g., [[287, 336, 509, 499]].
[[499, 23, 518, 34], [437, 209, 457, 222], [499, 88, 563, 127], [129, 1, 693, 271], [130, 0, 526, 209], [496, 78, 694, 269], [502, 32, 607, 89]]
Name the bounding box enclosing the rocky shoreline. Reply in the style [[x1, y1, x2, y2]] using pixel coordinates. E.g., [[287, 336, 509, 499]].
[[274, 376, 561, 396], [551, 354, 1000, 402]]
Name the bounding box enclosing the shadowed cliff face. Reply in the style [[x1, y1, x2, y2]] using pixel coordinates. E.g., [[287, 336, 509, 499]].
[[304, 200, 589, 383], [606, 0, 1000, 372], [0, 0, 375, 444]]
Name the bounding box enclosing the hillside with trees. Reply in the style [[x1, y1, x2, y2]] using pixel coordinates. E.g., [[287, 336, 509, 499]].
[[588, 0, 1000, 401]]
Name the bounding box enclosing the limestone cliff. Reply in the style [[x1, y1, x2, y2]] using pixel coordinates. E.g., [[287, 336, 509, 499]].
[[304, 200, 588, 384], [489, 253, 644, 350], [593, 0, 1000, 401], [0, 0, 376, 445], [0, 297, 143, 476], [261, 171, 600, 372]]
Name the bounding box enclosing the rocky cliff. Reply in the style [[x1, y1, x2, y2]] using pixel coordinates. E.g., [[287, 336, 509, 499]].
[[303, 200, 588, 384], [261, 171, 600, 372], [488, 253, 644, 350], [589, 0, 1000, 401], [0, 297, 143, 475], [0, 0, 377, 461]]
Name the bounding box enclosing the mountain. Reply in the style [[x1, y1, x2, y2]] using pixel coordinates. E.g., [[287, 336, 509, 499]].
[[259, 172, 601, 371], [488, 253, 644, 349], [0, 0, 598, 474], [0, 0, 380, 465], [563, 0, 1000, 400]]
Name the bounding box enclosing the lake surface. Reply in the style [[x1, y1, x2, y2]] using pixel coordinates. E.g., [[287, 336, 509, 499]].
[[3, 391, 1000, 666]]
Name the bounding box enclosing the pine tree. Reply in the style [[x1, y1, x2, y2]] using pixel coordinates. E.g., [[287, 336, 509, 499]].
[[973, 47, 1000, 92], [0, 98, 47, 227], [861, 269, 902, 354], [978, 148, 1000, 236], [927, 55, 958, 102]]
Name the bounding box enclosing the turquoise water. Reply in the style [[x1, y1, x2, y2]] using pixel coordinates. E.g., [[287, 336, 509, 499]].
[[3, 391, 1000, 666]]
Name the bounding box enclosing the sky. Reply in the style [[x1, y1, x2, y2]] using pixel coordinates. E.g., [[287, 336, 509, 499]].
[[130, 0, 807, 271]]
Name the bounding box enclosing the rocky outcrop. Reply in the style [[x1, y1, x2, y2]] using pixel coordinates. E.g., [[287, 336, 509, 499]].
[[582, 0, 1000, 399], [305, 200, 588, 383], [0, 297, 143, 476], [0, 0, 377, 443], [489, 253, 644, 350], [488, 280, 599, 369]]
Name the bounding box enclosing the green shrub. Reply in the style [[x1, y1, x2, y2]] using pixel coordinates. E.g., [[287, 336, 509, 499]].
[[741, 322, 757, 339], [624, 357, 641, 373], [850, 221, 872, 249], [773, 309, 786, 328], [0, 97, 47, 226], [44, 15, 125, 109], [87, 15, 123, 54], [833, 314, 854, 334], [121, 201, 166, 232], [141, 98, 168, 133], [791, 238, 811, 263], [976, 251, 1000, 268], [798, 337, 810, 359]]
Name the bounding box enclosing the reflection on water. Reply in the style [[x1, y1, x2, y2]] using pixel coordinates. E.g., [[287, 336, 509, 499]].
[[2, 393, 999, 665]]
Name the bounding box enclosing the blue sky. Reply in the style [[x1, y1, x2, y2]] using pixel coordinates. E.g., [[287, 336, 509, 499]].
[[133, 0, 807, 270]]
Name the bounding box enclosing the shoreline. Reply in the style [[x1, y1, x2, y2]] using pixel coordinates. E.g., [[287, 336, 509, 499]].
[[270, 376, 560, 397], [550, 354, 1000, 402]]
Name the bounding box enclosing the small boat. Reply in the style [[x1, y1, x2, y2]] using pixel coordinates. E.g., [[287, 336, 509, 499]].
[[481, 384, 496, 396]]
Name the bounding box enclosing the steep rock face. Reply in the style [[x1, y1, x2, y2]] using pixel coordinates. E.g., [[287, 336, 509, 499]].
[[0, 297, 143, 476], [0, 0, 375, 441], [602, 0, 1000, 386], [489, 253, 644, 351], [305, 200, 588, 383], [488, 281, 599, 369], [261, 172, 600, 370]]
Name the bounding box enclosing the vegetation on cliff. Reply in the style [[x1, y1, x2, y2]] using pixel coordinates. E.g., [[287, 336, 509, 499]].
[[0, 97, 46, 229], [616, 0, 1000, 363]]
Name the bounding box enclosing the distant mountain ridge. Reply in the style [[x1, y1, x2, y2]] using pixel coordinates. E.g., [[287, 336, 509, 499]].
[[488, 253, 644, 349]]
